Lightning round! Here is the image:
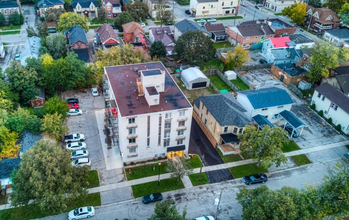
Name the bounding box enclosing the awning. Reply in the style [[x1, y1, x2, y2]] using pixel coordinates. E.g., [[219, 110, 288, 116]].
[[220, 133, 239, 144], [252, 114, 274, 128], [167, 145, 185, 152], [279, 110, 305, 129]]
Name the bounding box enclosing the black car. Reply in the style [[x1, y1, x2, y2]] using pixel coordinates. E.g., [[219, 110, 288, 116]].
[[142, 193, 163, 204], [259, 59, 267, 64], [255, 5, 259, 9], [243, 174, 268, 185], [165, 21, 174, 26], [67, 98, 79, 104], [285, 125, 300, 137], [47, 29, 57, 33], [185, 9, 191, 15]]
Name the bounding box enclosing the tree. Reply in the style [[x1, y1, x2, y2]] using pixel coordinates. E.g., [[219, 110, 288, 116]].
[[339, 3, 349, 25], [224, 45, 250, 70], [238, 126, 288, 168], [0, 13, 6, 26], [148, 201, 187, 220], [11, 140, 89, 213], [174, 31, 216, 66], [114, 12, 134, 31], [308, 42, 349, 82], [166, 156, 193, 181], [97, 7, 105, 20], [0, 90, 13, 111], [156, 0, 173, 26], [43, 96, 69, 117], [237, 185, 311, 220], [57, 12, 89, 32], [45, 33, 67, 59], [6, 108, 42, 134], [0, 125, 19, 160], [307, 0, 321, 7], [126, 0, 149, 21], [282, 3, 306, 25], [44, 8, 65, 22], [150, 40, 167, 58], [9, 11, 23, 25], [41, 113, 68, 141], [323, 0, 347, 13]]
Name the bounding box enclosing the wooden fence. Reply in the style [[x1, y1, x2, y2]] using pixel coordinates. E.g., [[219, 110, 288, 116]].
[[192, 112, 217, 148]]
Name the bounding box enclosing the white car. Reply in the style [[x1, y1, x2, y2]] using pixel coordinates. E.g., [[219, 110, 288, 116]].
[[71, 150, 89, 160], [68, 206, 95, 220], [91, 88, 99, 96], [140, 22, 146, 28], [14, 54, 20, 60], [192, 216, 215, 220], [67, 109, 82, 116], [66, 142, 87, 151], [71, 158, 91, 167], [207, 18, 216, 22], [196, 19, 206, 23]]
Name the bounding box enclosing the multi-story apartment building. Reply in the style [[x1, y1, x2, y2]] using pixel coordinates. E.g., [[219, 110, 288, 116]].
[[190, 0, 240, 17], [0, 0, 21, 21], [104, 62, 193, 162], [264, 0, 295, 13]]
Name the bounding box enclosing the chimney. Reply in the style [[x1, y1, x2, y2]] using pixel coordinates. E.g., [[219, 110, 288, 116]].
[[136, 78, 144, 96]]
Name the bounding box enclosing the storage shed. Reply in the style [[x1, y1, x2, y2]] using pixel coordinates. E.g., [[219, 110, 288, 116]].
[[181, 67, 210, 90], [225, 70, 237, 80]]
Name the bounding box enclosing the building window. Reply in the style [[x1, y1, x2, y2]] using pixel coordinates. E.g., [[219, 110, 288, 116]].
[[108, 6, 111, 10], [223, 127, 228, 133], [178, 121, 185, 127], [4, 10, 7, 14], [9, 9, 11, 13], [246, 37, 250, 40], [164, 131, 170, 138], [200, 113, 203, 119], [204, 119, 207, 125], [165, 113, 171, 118], [233, 127, 238, 134], [330, 102, 338, 111], [129, 128, 136, 134], [255, 36, 258, 39], [178, 130, 184, 135], [108, 12, 111, 16], [211, 5, 213, 8], [277, 106, 284, 108], [239, 128, 243, 134], [164, 140, 170, 147], [158, 115, 162, 145], [129, 138, 136, 143], [129, 147, 136, 153], [222, 2, 224, 6], [203, 6, 205, 9], [165, 122, 171, 129], [147, 137, 150, 146], [231, 1, 233, 5], [147, 116, 150, 137], [128, 118, 135, 124], [262, 108, 268, 111], [177, 139, 183, 145], [179, 111, 185, 116], [317, 93, 321, 98], [322, 96, 325, 101]]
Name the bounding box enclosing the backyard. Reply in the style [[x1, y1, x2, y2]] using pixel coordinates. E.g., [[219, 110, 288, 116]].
[[230, 77, 249, 91], [207, 74, 232, 91]]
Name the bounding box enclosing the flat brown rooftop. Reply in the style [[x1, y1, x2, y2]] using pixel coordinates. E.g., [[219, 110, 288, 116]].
[[105, 62, 192, 117]]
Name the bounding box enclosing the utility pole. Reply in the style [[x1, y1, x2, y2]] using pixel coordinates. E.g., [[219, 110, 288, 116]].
[[214, 189, 223, 220], [253, 10, 256, 21]]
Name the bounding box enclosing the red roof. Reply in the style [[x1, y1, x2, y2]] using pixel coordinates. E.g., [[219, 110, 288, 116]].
[[270, 36, 291, 48]]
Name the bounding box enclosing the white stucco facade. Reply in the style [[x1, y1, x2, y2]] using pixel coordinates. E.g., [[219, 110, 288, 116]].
[[190, 0, 240, 17], [265, 0, 295, 13]]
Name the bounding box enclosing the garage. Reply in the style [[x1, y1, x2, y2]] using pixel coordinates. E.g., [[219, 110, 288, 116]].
[[181, 67, 210, 90]]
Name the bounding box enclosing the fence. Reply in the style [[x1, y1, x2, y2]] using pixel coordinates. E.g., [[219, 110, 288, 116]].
[[206, 69, 244, 92], [234, 63, 272, 72], [288, 84, 304, 99], [192, 111, 217, 148]]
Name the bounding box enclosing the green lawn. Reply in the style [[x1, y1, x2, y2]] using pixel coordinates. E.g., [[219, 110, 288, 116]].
[[300, 88, 314, 98], [90, 18, 105, 24], [0, 25, 21, 30], [274, 13, 283, 15], [118, 34, 124, 37], [0, 30, 20, 35], [154, 21, 162, 25], [189, 155, 202, 168], [89, 24, 101, 29], [216, 148, 243, 163], [178, 0, 190, 5], [282, 140, 301, 153], [230, 77, 249, 91], [87, 170, 100, 188], [0, 193, 101, 220], [125, 162, 169, 180], [229, 163, 268, 178], [189, 173, 209, 186], [194, 16, 243, 22], [346, 145, 349, 150], [213, 41, 232, 49], [207, 74, 231, 91], [291, 154, 311, 166], [132, 178, 185, 198]]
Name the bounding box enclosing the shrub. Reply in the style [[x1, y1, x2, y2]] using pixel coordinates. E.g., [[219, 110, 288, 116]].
[[310, 103, 316, 110], [318, 110, 324, 117], [130, 162, 135, 165], [335, 124, 342, 132], [327, 118, 332, 124]]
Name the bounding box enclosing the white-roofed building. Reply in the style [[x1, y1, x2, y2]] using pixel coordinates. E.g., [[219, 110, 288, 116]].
[[181, 67, 210, 90], [19, 36, 41, 66]]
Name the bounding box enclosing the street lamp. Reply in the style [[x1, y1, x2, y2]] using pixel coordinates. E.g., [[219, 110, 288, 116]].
[[158, 162, 161, 186]]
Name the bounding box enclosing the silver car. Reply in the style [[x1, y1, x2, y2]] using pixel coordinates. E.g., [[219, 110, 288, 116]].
[[67, 109, 82, 116], [70, 150, 89, 160], [68, 206, 95, 220], [66, 142, 87, 151], [71, 158, 91, 167]]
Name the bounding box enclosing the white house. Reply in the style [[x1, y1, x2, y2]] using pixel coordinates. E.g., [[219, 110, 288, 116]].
[[264, 0, 295, 13], [104, 62, 193, 162], [236, 87, 294, 122], [19, 36, 41, 66], [324, 28, 349, 47], [189, 0, 240, 17], [311, 83, 349, 134]]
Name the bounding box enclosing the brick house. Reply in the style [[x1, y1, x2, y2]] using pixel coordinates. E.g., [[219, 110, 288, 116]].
[[72, 0, 98, 18], [65, 25, 90, 62], [37, 0, 64, 17], [204, 22, 227, 42], [267, 18, 296, 37], [305, 5, 340, 35], [0, 0, 21, 22], [95, 23, 119, 49], [102, 0, 121, 18], [270, 63, 308, 86], [122, 22, 146, 46]]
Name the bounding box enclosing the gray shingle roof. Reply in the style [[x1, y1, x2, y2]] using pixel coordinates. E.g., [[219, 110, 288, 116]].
[[0, 158, 20, 180], [239, 87, 294, 109], [174, 19, 207, 35], [325, 28, 349, 39], [315, 83, 349, 114], [72, 0, 97, 8], [65, 25, 88, 46], [237, 20, 274, 37], [37, 0, 64, 7], [20, 131, 42, 155], [0, 1, 19, 9], [193, 93, 250, 127]]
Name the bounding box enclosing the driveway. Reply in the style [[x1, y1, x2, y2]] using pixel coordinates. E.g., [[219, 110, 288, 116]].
[[189, 120, 234, 183]]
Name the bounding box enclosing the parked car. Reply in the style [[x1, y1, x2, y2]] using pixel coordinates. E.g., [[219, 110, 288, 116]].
[[243, 174, 268, 185], [285, 124, 300, 137], [68, 103, 80, 109], [65, 133, 85, 143], [67, 109, 82, 116], [66, 142, 87, 151], [91, 88, 99, 96], [185, 9, 191, 15], [71, 158, 91, 167], [192, 216, 215, 220], [67, 98, 79, 104], [196, 19, 206, 23], [71, 150, 89, 160], [14, 54, 20, 60], [207, 18, 216, 22], [142, 193, 163, 204], [259, 59, 268, 64], [47, 29, 57, 33], [68, 206, 95, 220], [255, 5, 259, 9], [165, 21, 173, 26], [242, 3, 247, 7], [140, 22, 146, 28], [342, 153, 349, 162]]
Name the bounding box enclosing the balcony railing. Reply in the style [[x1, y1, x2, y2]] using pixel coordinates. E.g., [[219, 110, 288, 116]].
[[314, 23, 333, 29], [177, 116, 188, 122]]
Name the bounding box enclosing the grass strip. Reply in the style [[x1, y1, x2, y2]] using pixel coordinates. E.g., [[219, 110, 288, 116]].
[[229, 163, 268, 178], [282, 140, 301, 152], [291, 154, 311, 166], [230, 77, 249, 91], [207, 74, 231, 91], [132, 178, 185, 198], [189, 173, 209, 186], [87, 170, 100, 188], [125, 162, 169, 180]]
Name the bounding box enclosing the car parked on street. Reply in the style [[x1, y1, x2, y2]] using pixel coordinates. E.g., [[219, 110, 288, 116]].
[[68, 206, 95, 220], [342, 153, 349, 162], [71, 150, 89, 160], [259, 59, 268, 64], [66, 142, 87, 151], [14, 54, 20, 60], [196, 19, 206, 23], [140, 22, 146, 28], [142, 193, 163, 204], [68, 103, 80, 109], [255, 5, 259, 9], [65, 133, 85, 143], [185, 9, 191, 15], [207, 18, 216, 22], [165, 21, 173, 26], [192, 216, 215, 220], [67, 109, 82, 116], [67, 98, 79, 104], [243, 174, 268, 185], [91, 88, 99, 96], [71, 158, 91, 167]]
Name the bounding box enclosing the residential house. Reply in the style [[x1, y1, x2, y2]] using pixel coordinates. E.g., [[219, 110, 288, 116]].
[[305, 6, 340, 34], [267, 18, 296, 37], [149, 27, 175, 55], [19, 131, 42, 158], [19, 36, 41, 66], [288, 34, 315, 49], [262, 35, 315, 56], [311, 83, 349, 134], [65, 25, 90, 62], [261, 36, 291, 54], [0, 0, 21, 22], [204, 22, 227, 42], [193, 93, 250, 152], [236, 87, 294, 122], [145, 0, 173, 18], [37, 0, 64, 17], [189, 0, 239, 17], [104, 61, 193, 162], [264, 0, 295, 13], [324, 28, 349, 47], [174, 19, 208, 41], [0, 158, 20, 190], [263, 47, 301, 64], [122, 22, 147, 46], [102, 0, 121, 18], [95, 23, 120, 49], [270, 63, 308, 86], [0, 39, 5, 58], [343, 40, 349, 48], [227, 20, 275, 49], [120, 0, 130, 11], [72, 0, 98, 18], [322, 65, 349, 96]]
